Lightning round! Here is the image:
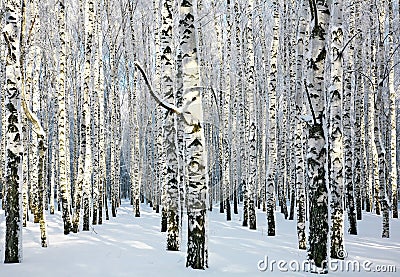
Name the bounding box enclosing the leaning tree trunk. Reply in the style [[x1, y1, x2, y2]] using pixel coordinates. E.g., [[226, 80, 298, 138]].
[[306, 0, 330, 273], [22, 0, 39, 224], [28, 0, 48, 246], [4, 0, 23, 263]]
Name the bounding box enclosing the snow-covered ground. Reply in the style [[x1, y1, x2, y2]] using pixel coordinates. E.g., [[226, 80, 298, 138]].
[[0, 201, 399, 276]]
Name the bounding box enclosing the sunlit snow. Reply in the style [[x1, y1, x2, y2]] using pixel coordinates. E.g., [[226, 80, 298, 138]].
[[1, 201, 399, 276]]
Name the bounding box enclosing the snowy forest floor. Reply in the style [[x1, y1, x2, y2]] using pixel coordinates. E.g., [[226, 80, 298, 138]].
[[1, 201, 399, 276]]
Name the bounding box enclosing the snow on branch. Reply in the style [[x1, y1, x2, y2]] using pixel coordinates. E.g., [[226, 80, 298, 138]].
[[21, 86, 46, 139], [134, 62, 182, 115]]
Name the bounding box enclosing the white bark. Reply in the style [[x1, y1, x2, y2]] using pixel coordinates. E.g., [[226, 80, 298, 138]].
[[81, 0, 94, 232], [179, 0, 208, 269], [160, 0, 180, 250], [329, 0, 345, 258], [57, 0, 72, 235], [306, 0, 330, 272], [266, 0, 279, 236], [245, 0, 257, 230], [387, 0, 397, 219], [4, 0, 23, 263], [343, 0, 357, 235], [97, 7, 106, 223], [295, 0, 307, 250], [376, 0, 389, 238], [127, 0, 141, 218]]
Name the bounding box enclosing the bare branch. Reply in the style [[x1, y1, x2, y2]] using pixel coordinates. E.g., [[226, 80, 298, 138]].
[[21, 83, 46, 139], [340, 30, 362, 57], [304, 79, 317, 125], [134, 61, 181, 114]]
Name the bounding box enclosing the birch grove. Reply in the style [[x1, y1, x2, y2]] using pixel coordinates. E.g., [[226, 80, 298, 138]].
[[0, 0, 399, 274]]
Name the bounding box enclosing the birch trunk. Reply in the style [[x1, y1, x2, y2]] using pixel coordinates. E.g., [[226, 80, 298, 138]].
[[92, 3, 99, 225], [28, 0, 47, 246], [329, 0, 345, 258], [306, 0, 330, 272], [20, 0, 31, 224], [50, 128, 57, 215], [58, 0, 72, 235], [277, 0, 288, 220], [160, 0, 180, 250], [82, 0, 94, 232], [245, 0, 257, 230], [287, 0, 298, 221], [232, 0, 247, 226], [223, 0, 232, 222], [295, 0, 307, 250], [387, 0, 397, 219], [353, 2, 363, 220], [376, 1, 389, 238], [343, 0, 357, 235], [108, 12, 117, 218], [4, 0, 23, 263], [211, 0, 224, 215], [0, 83, 5, 209], [266, 0, 279, 236], [127, 0, 141, 218], [179, 0, 208, 269], [97, 2, 105, 224]]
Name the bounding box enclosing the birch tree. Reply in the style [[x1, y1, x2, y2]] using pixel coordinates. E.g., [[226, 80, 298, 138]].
[[160, 0, 180, 251], [97, 0, 106, 224], [127, 0, 141, 218], [81, 0, 94, 232], [243, 0, 257, 230], [343, 0, 357, 235], [179, 0, 208, 268], [387, 0, 397, 219], [329, 0, 344, 259], [352, 0, 363, 221], [134, 0, 208, 268], [3, 0, 23, 263], [58, 0, 72, 235], [266, 0, 279, 236], [375, 0, 389, 238], [305, 0, 330, 272], [295, 0, 307, 250], [26, 0, 48, 247], [91, 0, 100, 225]]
